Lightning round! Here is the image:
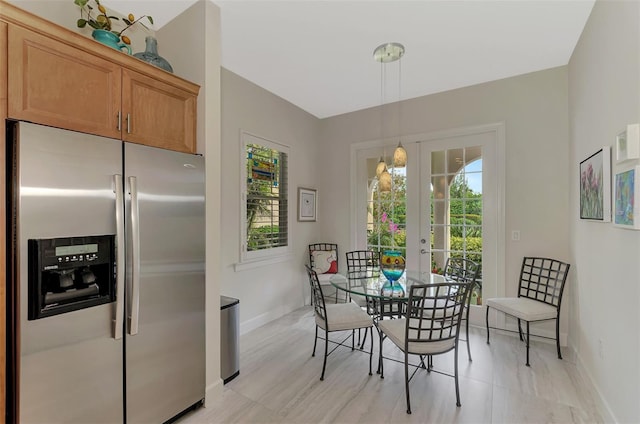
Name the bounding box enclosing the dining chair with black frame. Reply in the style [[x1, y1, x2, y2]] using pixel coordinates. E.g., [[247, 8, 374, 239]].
[[305, 265, 374, 381], [377, 282, 471, 414], [485, 256, 570, 366], [442, 257, 480, 361], [308, 243, 347, 304], [345, 250, 381, 347], [345, 250, 381, 310]]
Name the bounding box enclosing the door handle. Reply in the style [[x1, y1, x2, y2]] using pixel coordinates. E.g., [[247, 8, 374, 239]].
[[128, 176, 140, 336], [113, 175, 125, 340]]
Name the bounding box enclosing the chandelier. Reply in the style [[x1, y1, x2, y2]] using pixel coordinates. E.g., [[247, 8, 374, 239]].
[[374, 42, 406, 192]]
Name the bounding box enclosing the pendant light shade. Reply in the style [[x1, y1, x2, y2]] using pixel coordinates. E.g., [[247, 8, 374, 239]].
[[376, 157, 387, 178], [393, 142, 407, 167], [379, 169, 392, 192]]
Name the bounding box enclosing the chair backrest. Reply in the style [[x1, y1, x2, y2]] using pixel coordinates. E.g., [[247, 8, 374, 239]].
[[405, 282, 470, 347], [309, 243, 339, 274], [345, 250, 381, 280], [443, 257, 480, 287], [517, 257, 570, 308], [305, 264, 327, 323]]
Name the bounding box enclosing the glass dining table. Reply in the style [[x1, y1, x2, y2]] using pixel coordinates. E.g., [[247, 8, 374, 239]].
[[329, 270, 448, 303], [329, 270, 450, 373]]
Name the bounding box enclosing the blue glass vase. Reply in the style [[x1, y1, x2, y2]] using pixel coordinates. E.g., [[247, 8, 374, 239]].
[[134, 36, 174, 73], [380, 250, 406, 297]]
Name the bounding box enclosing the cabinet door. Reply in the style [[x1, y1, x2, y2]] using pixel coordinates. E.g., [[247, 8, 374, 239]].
[[122, 68, 197, 153], [7, 25, 122, 139]]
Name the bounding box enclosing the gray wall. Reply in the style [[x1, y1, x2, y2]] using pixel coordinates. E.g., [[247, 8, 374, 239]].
[[219, 69, 321, 333], [319, 66, 571, 327], [568, 0, 640, 422]]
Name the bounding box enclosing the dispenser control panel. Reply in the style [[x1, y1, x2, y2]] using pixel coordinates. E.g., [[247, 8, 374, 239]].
[[28, 235, 116, 320]]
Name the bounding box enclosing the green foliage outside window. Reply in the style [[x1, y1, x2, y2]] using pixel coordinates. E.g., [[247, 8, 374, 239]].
[[367, 173, 407, 256]]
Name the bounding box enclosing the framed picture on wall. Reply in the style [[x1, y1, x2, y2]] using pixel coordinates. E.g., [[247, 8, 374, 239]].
[[613, 165, 640, 229], [615, 124, 640, 164], [579, 147, 611, 222], [298, 187, 317, 222]]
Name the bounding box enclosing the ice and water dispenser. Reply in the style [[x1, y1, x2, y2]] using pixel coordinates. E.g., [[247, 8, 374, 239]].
[[28, 235, 116, 320]]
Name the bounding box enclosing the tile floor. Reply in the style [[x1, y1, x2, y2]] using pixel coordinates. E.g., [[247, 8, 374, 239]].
[[179, 307, 603, 423]]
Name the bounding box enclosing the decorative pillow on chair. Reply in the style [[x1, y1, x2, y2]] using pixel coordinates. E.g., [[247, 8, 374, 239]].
[[311, 250, 338, 274]]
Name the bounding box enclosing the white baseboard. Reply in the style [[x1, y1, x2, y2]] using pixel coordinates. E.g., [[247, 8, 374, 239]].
[[575, 350, 617, 423], [204, 378, 224, 408], [239, 302, 300, 335]]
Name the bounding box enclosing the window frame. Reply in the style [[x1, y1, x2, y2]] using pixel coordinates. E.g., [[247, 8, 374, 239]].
[[238, 131, 292, 268]]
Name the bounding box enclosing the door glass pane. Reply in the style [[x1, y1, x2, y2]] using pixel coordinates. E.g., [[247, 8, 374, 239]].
[[430, 147, 483, 304], [368, 166, 407, 257]]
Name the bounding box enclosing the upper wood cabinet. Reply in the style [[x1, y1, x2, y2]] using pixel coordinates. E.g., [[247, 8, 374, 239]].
[[5, 10, 199, 154], [122, 68, 197, 153], [8, 25, 123, 140]]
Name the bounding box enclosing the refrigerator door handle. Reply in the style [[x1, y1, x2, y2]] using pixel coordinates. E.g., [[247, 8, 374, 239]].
[[113, 174, 125, 340], [128, 176, 141, 335]]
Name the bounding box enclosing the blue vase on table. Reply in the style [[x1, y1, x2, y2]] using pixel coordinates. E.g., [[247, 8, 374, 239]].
[[380, 250, 406, 297]]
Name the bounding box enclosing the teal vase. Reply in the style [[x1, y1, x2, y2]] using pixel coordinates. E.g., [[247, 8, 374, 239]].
[[92, 29, 131, 55], [134, 36, 174, 73], [381, 250, 406, 282], [380, 250, 406, 297], [380, 279, 405, 298]]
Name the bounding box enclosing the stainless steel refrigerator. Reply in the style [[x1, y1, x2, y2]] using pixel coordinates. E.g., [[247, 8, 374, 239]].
[[7, 121, 205, 423]]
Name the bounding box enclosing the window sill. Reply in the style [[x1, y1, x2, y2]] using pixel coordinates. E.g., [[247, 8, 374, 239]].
[[234, 253, 293, 272]]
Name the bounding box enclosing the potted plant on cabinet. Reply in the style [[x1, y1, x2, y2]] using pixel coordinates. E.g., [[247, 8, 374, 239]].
[[74, 0, 153, 54]]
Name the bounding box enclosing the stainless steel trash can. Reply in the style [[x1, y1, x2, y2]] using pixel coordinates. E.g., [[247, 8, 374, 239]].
[[220, 296, 240, 384]]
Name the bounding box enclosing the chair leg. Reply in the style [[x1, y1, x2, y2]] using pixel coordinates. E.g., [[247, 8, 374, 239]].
[[404, 351, 412, 414], [312, 325, 318, 356], [321, 328, 329, 380], [486, 305, 490, 345], [352, 329, 355, 351], [454, 345, 461, 407], [379, 329, 384, 379], [368, 327, 373, 376], [360, 326, 368, 350], [525, 321, 530, 367], [466, 305, 472, 361], [518, 318, 524, 341], [555, 316, 563, 360]]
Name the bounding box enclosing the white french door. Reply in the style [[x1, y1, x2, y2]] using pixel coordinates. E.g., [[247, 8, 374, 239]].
[[417, 125, 504, 326], [352, 124, 504, 327]]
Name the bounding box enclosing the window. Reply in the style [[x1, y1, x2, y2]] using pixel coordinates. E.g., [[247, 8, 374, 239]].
[[241, 132, 289, 263]]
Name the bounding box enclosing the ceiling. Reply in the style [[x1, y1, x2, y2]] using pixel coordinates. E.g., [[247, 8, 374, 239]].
[[124, 0, 596, 119]]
